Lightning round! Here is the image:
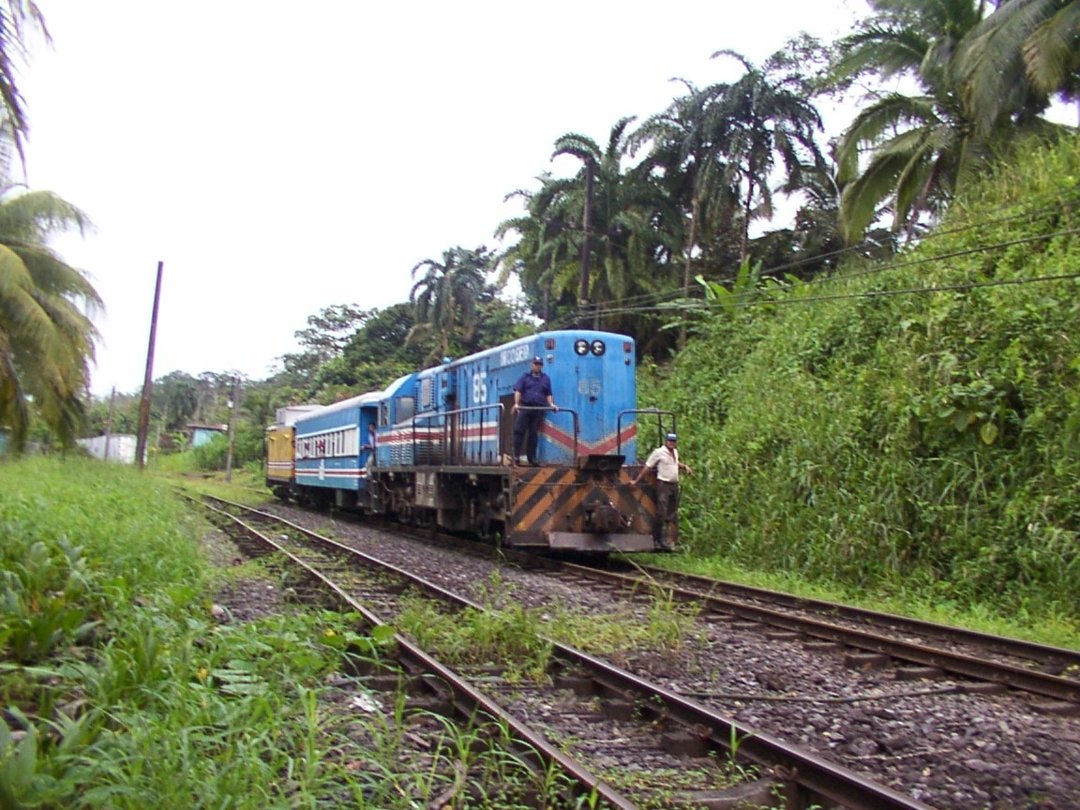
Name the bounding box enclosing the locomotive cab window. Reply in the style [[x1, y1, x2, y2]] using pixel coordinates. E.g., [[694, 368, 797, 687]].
[[396, 396, 415, 423], [419, 378, 435, 411]]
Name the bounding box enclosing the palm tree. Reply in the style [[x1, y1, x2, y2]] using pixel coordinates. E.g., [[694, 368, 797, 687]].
[[0, 1, 49, 162], [828, 0, 1068, 243], [955, 0, 1080, 137], [498, 121, 677, 335], [497, 172, 591, 324], [631, 80, 736, 347], [408, 246, 491, 363], [830, 0, 987, 243], [709, 50, 827, 263], [0, 4, 96, 452], [495, 180, 573, 324], [0, 181, 101, 451]]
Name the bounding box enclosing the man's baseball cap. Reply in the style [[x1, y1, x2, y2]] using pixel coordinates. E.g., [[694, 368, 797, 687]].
[[666, 433, 677, 442], [532, 356, 543, 364]]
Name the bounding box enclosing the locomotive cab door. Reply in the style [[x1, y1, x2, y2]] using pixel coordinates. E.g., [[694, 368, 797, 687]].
[[499, 392, 515, 463], [446, 390, 461, 465]]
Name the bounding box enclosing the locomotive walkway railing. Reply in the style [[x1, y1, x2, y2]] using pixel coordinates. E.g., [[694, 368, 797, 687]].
[[514, 405, 579, 463], [410, 403, 504, 466], [409, 403, 580, 466], [617, 408, 675, 459]]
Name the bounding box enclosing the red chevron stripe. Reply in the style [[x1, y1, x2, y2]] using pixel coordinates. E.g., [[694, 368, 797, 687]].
[[540, 423, 637, 454]]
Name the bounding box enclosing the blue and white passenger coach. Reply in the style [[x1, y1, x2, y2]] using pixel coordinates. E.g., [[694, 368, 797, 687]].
[[291, 393, 380, 509], [273, 330, 674, 553]]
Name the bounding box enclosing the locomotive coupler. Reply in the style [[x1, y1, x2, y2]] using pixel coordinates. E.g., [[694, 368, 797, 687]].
[[583, 497, 631, 533]]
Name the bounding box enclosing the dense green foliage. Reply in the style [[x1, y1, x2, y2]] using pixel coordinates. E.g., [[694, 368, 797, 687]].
[[656, 135, 1080, 624], [4, 460, 578, 807], [0, 458, 596, 807], [828, 0, 1077, 244], [0, 459, 353, 805]]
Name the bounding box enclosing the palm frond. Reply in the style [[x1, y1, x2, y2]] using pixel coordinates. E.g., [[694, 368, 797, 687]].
[[831, 25, 931, 82], [551, 132, 601, 165], [836, 94, 940, 182], [955, 0, 1064, 134], [1024, 1, 1080, 94]]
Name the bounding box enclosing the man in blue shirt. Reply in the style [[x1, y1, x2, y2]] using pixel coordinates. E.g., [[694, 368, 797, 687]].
[[512, 356, 558, 466]]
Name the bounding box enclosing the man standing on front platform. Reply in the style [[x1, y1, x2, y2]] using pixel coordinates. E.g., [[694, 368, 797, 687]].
[[632, 432, 692, 550], [512, 356, 558, 466]]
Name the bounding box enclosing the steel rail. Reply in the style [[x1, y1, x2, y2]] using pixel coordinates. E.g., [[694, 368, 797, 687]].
[[199, 499, 640, 810], [556, 644, 932, 810], [566, 562, 1080, 704], [636, 565, 1080, 672], [199, 495, 935, 809]]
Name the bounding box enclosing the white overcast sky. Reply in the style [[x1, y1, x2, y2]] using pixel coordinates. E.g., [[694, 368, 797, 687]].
[[20, 0, 863, 396]]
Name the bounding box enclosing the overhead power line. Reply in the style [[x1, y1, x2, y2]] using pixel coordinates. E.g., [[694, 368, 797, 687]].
[[562, 221, 1080, 326]]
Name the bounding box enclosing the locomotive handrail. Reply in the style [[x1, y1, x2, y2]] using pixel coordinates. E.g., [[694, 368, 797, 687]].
[[409, 403, 579, 466], [408, 408, 441, 466], [617, 408, 676, 460], [413, 403, 506, 466], [444, 402, 505, 465], [515, 405, 579, 462]]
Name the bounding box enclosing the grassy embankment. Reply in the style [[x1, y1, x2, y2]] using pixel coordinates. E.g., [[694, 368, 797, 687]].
[[645, 134, 1080, 649], [0, 457, 569, 808]]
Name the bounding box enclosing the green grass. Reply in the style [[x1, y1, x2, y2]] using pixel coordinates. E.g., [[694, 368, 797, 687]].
[[397, 572, 703, 684], [0, 457, 579, 808], [149, 449, 275, 507]]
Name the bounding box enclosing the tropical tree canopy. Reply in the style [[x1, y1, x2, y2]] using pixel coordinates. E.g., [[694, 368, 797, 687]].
[[829, 0, 990, 243], [0, 181, 101, 451], [0, 4, 102, 451], [707, 49, 827, 262], [955, 0, 1080, 137], [830, 0, 1075, 244], [0, 0, 48, 162], [408, 246, 493, 363], [632, 80, 736, 315], [498, 120, 679, 342]]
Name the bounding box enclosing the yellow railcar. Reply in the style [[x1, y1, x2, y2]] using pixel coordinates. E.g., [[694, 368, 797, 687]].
[[265, 423, 295, 496]]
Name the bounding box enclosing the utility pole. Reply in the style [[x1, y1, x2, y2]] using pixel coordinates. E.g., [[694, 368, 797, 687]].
[[135, 261, 164, 470], [579, 156, 594, 329], [103, 386, 116, 462], [224, 376, 240, 482]]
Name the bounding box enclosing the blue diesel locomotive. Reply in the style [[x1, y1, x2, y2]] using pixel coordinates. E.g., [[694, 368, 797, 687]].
[[266, 329, 675, 553]]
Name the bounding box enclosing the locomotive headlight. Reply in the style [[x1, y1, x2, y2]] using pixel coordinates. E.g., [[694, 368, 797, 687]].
[[574, 339, 589, 356], [590, 340, 606, 356]]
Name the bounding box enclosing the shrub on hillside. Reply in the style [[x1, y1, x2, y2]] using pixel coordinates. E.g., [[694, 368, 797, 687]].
[[659, 134, 1080, 620]]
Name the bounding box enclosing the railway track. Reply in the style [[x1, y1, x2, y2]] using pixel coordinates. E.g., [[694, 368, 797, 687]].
[[352, 509, 1080, 706], [573, 561, 1080, 707], [247, 498, 1080, 807], [195, 494, 933, 809], [309, 506, 1080, 705]]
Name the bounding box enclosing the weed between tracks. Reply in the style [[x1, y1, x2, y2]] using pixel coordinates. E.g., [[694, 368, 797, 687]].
[[395, 572, 702, 685]]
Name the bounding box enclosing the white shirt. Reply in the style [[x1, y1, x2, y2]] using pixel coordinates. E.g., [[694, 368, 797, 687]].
[[644, 445, 680, 482]]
